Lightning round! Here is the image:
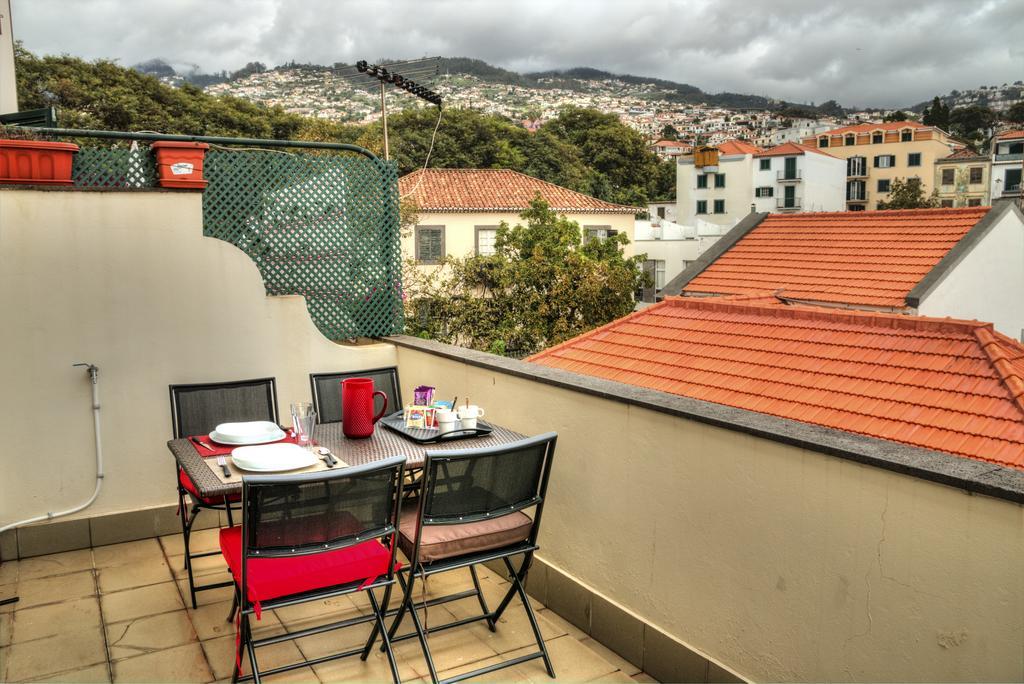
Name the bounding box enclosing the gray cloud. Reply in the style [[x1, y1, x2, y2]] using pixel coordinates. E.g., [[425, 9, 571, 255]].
[[10, 0, 1023, 107]]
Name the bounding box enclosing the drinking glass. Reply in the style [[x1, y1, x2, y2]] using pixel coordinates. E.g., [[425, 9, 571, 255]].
[[290, 402, 316, 447]]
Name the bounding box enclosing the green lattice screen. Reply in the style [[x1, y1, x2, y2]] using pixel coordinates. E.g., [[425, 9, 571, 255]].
[[72, 146, 157, 188], [201, 150, 403, 340]]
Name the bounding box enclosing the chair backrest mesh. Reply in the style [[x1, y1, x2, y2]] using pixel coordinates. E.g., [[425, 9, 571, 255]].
[[170, 378, 277, 439], [422, 434, 555, 523], [244, 457, 403, 556], [311, 367, 401, 424]]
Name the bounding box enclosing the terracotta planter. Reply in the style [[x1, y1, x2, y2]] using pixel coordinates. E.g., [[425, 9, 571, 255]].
[[151, 141, 210, 189], [0, 139, 79, 185]]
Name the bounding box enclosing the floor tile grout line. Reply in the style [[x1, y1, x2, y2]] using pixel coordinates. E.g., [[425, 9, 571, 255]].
[[158, 528, 220, 683], [90, 546, 116, 684]]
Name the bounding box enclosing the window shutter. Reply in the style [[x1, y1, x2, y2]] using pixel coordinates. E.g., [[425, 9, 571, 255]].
[[607, 229, 619, 237], [873, 156, 880, 167]]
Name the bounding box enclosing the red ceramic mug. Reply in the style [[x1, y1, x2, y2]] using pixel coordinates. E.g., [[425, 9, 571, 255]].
[[341, 378, 388, 439]]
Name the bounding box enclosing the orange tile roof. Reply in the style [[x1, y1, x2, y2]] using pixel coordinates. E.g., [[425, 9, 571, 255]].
[[820, 120, 928, 137], [529, 296, 1024, 470], [399, 169, 639, 214], [682, 207, 991, 307], [996, 129, 1024, 141], [756, 142, 837, 158], [716, 140, 761, 156], [938, 147, 986, 161]]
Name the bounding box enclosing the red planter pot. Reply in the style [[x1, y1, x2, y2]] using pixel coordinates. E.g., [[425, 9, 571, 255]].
[[0, 139, 79, 185], [151, 141, 210, 189]]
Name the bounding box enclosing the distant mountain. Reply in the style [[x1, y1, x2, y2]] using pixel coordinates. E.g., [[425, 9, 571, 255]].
[[909, 82, 1024, 113], [136, 55, 831, 114]]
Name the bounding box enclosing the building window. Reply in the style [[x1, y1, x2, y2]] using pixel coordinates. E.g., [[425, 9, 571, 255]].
[[696, 200, 708, 214], [969, 167, 983, 184], [967, 198, 982, 207], [908, 153, 921, 167], [901, 129, 913, 142], [941, 168, 955, 185], [584, 226, 612, 242], [755, 186, 774, 198], [877, 179, 891, 193], [845, 134, 856, 146], [713, 199, 725, 214], [759, 158, 771, 170], [415, 226, 445, 264], [818, 136, 829, 148], [1005, 168, 1022, 191], [657, 206, 666, 219], [847, 156, 866, 177], [475, 226, 498, 256], [714, 173, 726, 188], [696, 174, 708, 189], [872, 132, 884, 144], [847, 180, 866, 201], [874, 154, 895, 168], [940, 199, 954, 208]]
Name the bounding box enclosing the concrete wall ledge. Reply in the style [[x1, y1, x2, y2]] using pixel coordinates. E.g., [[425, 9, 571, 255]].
[[387, 335, 1024, 504]]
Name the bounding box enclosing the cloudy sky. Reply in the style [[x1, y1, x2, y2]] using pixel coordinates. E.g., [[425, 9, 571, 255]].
[[11, 0, 1023, 108]]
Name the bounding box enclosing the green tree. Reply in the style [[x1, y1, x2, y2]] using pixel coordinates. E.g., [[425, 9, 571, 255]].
[[883, 110, 909, 122], [404, 198, 647, 356], [1005, 102, 1024, 124], [661, 124, 679, 140], [949, 105, 998, 145], [922, 96, 950, 129], [876, 178, 940, 210]]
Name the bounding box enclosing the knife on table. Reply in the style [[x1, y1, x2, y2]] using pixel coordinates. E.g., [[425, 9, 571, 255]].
[[191, 436, 216, 452], [216, 456, 231, 478]]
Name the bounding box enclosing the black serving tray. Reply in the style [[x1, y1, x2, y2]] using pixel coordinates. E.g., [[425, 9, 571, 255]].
[[380, 411, 494, 444]]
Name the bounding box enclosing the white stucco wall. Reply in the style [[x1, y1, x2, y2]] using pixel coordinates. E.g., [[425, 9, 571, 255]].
[[0, 0, 17, 114], [918, 206, 1024, 340], [0, 190, 396, 523], [801, 151, 846, 212]]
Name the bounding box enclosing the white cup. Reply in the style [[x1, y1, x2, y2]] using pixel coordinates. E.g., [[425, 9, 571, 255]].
[[457, 405, 485, 430], [436, 409, 458, 434]]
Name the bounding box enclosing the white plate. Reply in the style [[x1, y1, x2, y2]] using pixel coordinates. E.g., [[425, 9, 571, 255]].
[[231, 443, 319, 472], [211, 421, 286, 445]]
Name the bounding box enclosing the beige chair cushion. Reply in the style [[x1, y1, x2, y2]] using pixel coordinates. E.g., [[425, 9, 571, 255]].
[[399, 508, 533, 563]]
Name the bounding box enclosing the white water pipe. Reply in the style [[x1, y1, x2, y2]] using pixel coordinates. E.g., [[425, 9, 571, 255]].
[[0, 364, 104, 536]]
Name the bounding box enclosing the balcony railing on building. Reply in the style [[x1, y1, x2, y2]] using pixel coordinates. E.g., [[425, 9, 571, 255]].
[[995, 152, 1024, 162], [777, 169, 802, 182], [776, 197, 802, 210]]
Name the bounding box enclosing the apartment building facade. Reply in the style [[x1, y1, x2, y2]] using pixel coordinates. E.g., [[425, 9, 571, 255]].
[[991, 129, 1024, 202], [803, 121, 960, 210], [934, 148, 990, 207], [677, 141, 844, 225], [752, 143, 846, 214]]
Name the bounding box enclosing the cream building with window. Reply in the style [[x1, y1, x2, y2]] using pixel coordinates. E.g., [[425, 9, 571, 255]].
[[399, 169, 637, 269], [803, 121, 960, 210], [934, 148, 990, 207]]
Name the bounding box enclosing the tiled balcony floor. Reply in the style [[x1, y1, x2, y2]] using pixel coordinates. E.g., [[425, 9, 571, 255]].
[[0, 530, 652, 682]]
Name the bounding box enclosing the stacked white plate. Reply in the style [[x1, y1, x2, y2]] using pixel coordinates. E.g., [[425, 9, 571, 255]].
[[210, 421, 286, 446], [231, 443, 319, 472]]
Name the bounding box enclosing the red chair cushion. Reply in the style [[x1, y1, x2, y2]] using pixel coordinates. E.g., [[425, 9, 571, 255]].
[[179, 469, 241, 505], [219, 526, 392, 605]]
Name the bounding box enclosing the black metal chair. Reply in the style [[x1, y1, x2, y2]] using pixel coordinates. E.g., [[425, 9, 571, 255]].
[[169, 378, 279, 609], [310, 367, 402, 424], [222, 457, 406, 683], [386, 433, 558, 684]]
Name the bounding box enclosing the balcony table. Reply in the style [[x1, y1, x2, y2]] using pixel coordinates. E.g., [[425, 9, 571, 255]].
[[166, 420, 528, 500]]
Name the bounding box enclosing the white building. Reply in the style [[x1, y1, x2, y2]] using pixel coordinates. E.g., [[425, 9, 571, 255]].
[[634, 219, 729, 302], [647, 200, 677, 223], [751, 143, 846, 214], [676, 140, 760, 229], [991, 129, 1023, 202], [677, 140, 845, 227]]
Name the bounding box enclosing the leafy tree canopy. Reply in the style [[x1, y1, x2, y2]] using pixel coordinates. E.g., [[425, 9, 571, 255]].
[[1006, 102, 1024, 124], [404, 198, 647, 356], [883, 110, 909, 122], [948, 105, 998, 145], [876, 177, 940, 210], [922, 96, 950, 130]]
